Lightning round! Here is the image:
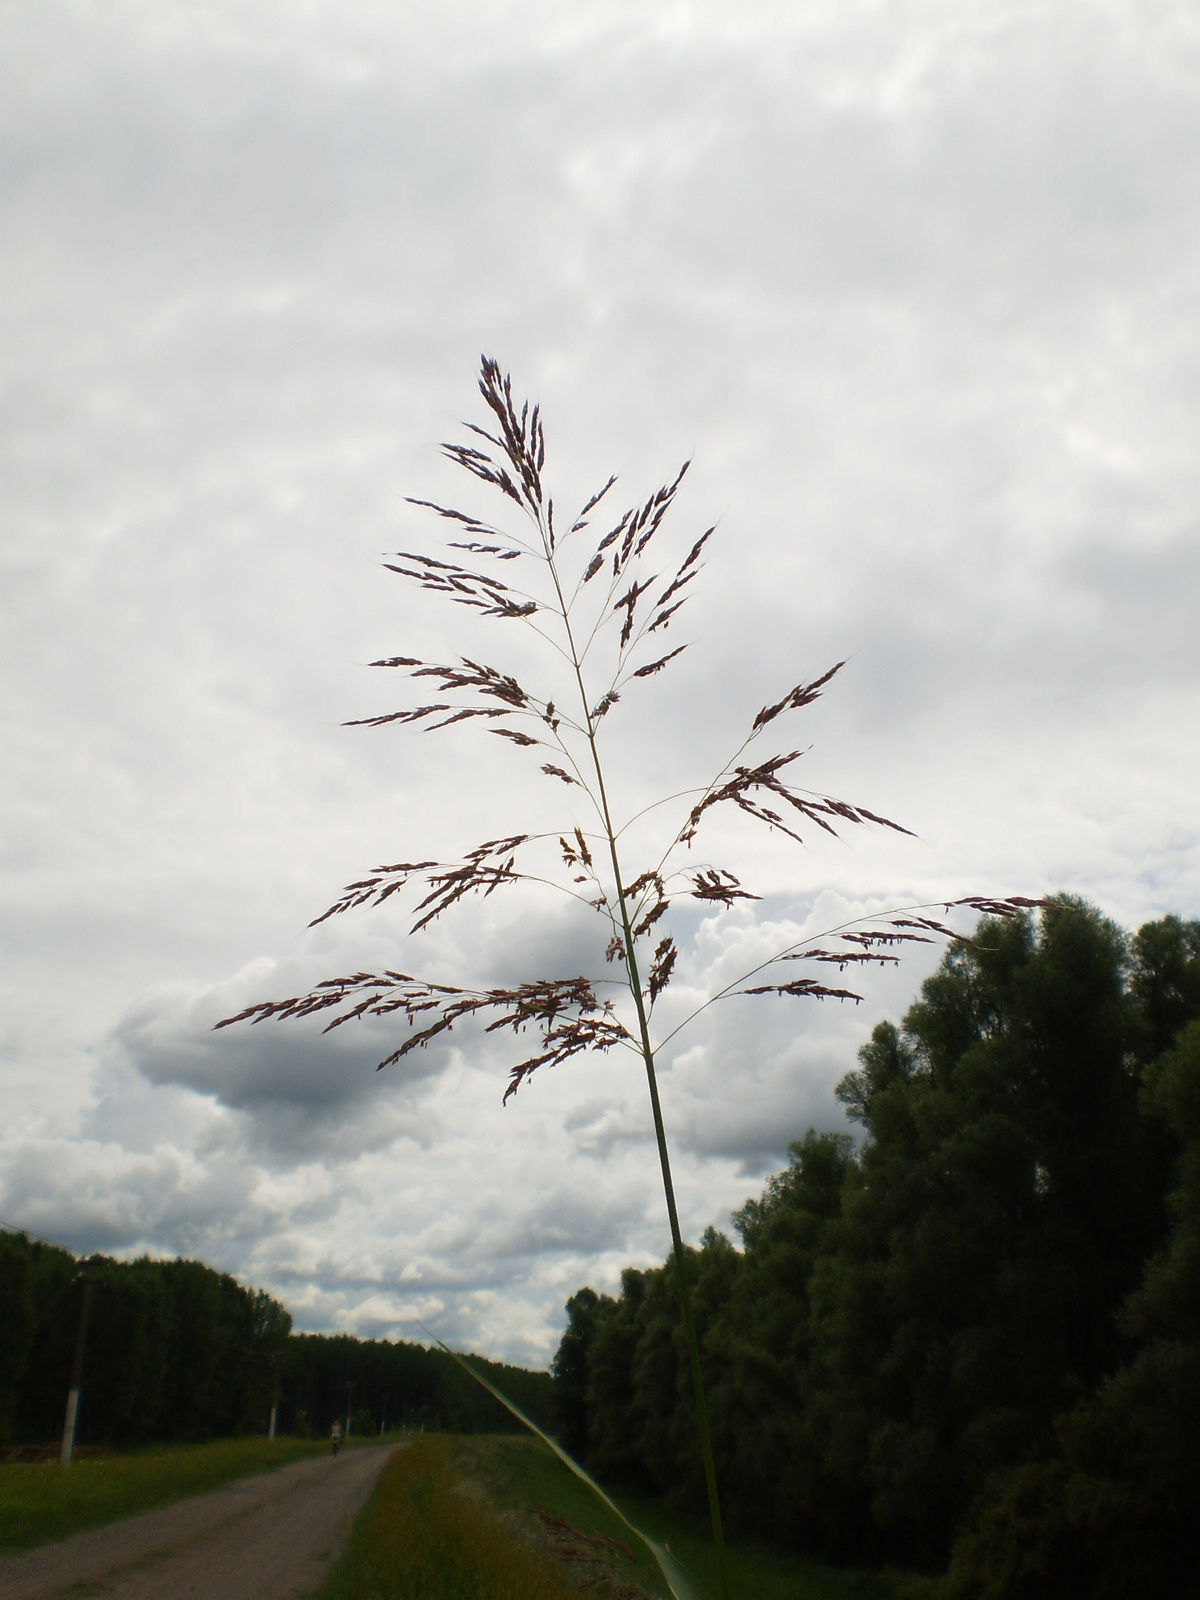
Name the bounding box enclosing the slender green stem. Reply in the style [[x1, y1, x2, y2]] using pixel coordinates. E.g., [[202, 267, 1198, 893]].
[[616, 907, 733, 1600], [538, 525, 733, 1600]]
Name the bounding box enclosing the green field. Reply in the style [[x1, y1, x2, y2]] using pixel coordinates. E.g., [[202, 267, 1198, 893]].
[[0, 1434, 380, 1552], [323, 1433, 930, 1600]]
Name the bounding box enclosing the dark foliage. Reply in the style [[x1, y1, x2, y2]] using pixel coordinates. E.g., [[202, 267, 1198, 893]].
[[0, 1239, 552, 1449], [278, 1331, 553, 1441], [552, 902, 1200, 1597], [552, 1286, 603, 1458], [943, 1015, 1200, 1600], [0, 1241, 291, 1448]]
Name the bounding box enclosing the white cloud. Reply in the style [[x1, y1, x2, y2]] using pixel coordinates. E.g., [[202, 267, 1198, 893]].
[[2, 0, 1197, 1364]]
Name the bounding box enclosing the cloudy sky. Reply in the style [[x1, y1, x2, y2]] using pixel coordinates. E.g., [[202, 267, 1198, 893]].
[[3, 0, 1198, 1368]]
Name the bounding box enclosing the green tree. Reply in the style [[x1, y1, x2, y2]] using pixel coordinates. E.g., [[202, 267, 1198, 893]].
[[12, 1237, 78, 1444], [82, 1258, 171, 1444], [706, 1132, 857, 1548], [552, 904, 1200, 1577], [0, 1233, 36, 1443], [808, 899, 1165, 1562], [1130, 914, 1200, 1060], [0, 1232, 554, 1452], [553, 1286, 602, 1456], [943, 1017, 1200, 1600], [584, 1275, 647, 1489]]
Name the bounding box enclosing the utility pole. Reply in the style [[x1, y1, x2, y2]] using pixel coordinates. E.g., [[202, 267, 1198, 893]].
[[268, 1352, 282, 1440], [344, 1380, 355, 1439], [60, 1264, 97, 1467]]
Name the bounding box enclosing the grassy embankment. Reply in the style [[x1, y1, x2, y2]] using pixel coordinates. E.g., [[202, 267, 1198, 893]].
[[323, 1433, 932, 1600], [0, 1434, 382, 1552], [322, 1434, 576, 1600]]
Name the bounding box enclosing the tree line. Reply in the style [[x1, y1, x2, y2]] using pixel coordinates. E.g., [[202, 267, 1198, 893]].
[[277, 1332, 553, 1440], [0, 1239, 552, 1451], [552, 900, 1200, 1598]]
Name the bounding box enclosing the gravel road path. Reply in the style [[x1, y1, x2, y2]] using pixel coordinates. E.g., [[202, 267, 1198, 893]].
[[0, 1445, 395, 1600]]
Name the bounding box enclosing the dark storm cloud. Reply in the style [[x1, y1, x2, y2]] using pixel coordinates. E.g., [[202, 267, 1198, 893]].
[[109, 966, 450, 1162]]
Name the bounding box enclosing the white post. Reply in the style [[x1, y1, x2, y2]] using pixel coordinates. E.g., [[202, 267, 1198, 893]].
[[60, 1388, 80, 1467], [61, 1273, 94, 1467], [267, 1350, 281, 1441]]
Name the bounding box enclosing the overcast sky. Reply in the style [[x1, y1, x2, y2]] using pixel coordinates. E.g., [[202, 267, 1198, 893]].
[[3, 0, 1198, 1368]]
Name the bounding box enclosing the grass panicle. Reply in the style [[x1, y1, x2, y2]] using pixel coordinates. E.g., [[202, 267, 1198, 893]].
[[221, 358, 1041, 1600]]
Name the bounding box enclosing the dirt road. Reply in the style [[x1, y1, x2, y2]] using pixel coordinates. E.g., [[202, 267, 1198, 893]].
[[0, 1445, 394, 1600]]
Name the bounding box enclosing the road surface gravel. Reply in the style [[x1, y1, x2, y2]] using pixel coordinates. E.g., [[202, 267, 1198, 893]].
[[0, 1444, 395, 1600]]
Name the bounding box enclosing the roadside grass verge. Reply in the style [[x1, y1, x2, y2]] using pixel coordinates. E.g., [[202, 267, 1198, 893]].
[[0, 1434, 381, 1552], [325, 1432, 932, 1600], [321, 1432, 577, 1600], [447, 1435, 932, 1600]]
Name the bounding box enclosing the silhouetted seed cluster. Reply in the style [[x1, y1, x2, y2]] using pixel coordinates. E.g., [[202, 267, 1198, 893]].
[[739, 898, 1047, 1002], [381, 550, 538, 620], [751, 658, 845, 732], [308, 836, 531, 935], [541, 763, 578, 785], [350, 658, 534, 734], [219, 357, 1044, 1600], [678, 744, 913, 849], [648, 937, 677, 1003], [691, 868, 758, 906], [218, 973, 629, 1106], [220, 356, 1042, 1102]]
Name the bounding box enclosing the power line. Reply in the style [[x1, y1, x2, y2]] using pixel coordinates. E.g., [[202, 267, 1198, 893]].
[[0, 1218, 86, 1255]]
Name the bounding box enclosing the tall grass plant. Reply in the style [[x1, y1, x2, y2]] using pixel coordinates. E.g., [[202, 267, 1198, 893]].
[[223, 360, 1034, 1598]]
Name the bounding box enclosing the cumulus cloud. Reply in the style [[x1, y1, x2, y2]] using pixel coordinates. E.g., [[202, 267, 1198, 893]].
[[1, 895, 904, 1363], [0, 1132, 267, 1261], [110, 963, 447, 1160]]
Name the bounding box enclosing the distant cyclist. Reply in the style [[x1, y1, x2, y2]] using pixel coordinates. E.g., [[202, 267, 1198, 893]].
[[330, 1420, 342, 1457]]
